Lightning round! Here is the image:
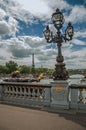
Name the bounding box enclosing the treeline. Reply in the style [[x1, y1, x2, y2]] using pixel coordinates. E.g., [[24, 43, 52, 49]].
[[0, 60, 54, 75]]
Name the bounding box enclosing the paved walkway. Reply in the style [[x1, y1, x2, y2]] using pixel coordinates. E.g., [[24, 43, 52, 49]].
[[0, 104, 86, 130]]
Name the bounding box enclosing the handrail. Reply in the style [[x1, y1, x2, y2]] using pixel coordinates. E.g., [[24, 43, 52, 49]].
[[0, 81, 51, 88]]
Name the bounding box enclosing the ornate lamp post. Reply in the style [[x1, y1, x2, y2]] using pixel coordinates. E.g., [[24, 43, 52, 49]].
[[44, 8, 74, 80]]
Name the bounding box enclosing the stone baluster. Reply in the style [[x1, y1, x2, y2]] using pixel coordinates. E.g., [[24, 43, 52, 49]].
[[20, 87, 22, 97], [14, 86, 17, 97], [25, 87, 28, 97], [4, 86, 8, 97], [37, 88, 40, 100], [79, 88, 83, 103], [7, 86, 10, 97], [23, 87, 26, 98], [28, 87, 30, 97], [39, 88, 43, 100], [18, 87, 21, 97], [10, 86, 13, 97], [32, 87, 35, 98], [34, 88, 38, 99], [30, 87, 33, 98], [15, 87, 18, 97]]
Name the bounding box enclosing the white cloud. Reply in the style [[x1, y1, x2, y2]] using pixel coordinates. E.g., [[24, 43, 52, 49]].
[[0, 34, 86, 69], [63, 47, 86, 69], [8, 17, 18, 36], [23, 36, 46, 48], [44, 0, 70, 10], [0, 0, 34, 23], [75, 31, 86, 38], [0, 0, 34, 36], [0, 21, 10, 35], [16, 0, 50, 15], [0, 8, 6, 20], [15, 0, 71, 21], [0, 0, 86, 70], [0, 18, 18, 36], [72, 39, 86, 45], [66, 5, 86, 23]]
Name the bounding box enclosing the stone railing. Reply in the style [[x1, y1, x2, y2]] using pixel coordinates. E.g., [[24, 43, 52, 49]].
[[69, 84, 86, 110], [0, 82, 51, 108], [0, 80, 86, 112]]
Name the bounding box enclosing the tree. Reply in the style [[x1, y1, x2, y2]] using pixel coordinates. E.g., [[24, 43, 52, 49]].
[[5, 60, 18, 74], [19, 65, 31, 74], [0, 65, 8, 74]]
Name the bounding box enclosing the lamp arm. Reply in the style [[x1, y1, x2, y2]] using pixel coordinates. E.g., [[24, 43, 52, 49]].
[[62, 35, 72, 42], [46, 39, 53, 43]]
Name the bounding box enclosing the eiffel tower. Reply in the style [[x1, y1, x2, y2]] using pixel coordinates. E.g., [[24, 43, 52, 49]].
[[32, 53, 35, 74]]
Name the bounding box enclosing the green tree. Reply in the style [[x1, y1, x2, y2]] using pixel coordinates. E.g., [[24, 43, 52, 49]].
[[5, 60, 18, 74], [19, 65, 31, 74], [0, 65, 8, 74]]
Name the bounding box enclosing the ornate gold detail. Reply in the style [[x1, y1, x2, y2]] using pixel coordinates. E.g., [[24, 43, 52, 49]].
[[55, 85, 63, 92]]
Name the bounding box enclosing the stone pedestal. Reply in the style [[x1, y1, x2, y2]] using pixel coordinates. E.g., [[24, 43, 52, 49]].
[[51, 80, 69, 109]]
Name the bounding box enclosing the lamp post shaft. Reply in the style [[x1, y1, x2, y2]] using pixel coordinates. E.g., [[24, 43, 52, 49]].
[[57, 43, 64, 62], [56, 30, 64, 63]]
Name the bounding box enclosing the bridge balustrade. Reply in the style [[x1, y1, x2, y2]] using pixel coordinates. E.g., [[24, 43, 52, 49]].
[[0, 81, 86, 112], [0, 82, 51, 107], [69, 84, 86, 110]]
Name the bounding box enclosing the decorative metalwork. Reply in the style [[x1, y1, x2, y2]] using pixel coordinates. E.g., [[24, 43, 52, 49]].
[[44, 8, 74, 80]]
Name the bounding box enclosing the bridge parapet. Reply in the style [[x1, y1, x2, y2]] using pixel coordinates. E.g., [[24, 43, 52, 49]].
[[0, 80, 86, 113], [0, 82, 51, 107], [69, 84, 86, 110]]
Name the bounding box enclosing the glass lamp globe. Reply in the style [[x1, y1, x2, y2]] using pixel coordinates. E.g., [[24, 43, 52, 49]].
[[52, 8, 64, 29], [66, 22, 74, 39], [44, 25, 52, 41]]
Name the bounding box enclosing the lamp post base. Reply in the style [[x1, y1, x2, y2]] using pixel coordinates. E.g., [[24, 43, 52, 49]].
[[53, 62, 69, 80], [51, 80, 69, 109]]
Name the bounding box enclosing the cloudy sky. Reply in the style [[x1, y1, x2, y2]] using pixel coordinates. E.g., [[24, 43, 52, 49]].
[[0, 0, 86, 69]]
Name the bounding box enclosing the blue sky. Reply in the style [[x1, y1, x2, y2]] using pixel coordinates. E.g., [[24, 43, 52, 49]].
[[0, 0, 86, 69]]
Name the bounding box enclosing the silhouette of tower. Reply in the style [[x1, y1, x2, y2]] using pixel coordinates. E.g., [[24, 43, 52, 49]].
[[32, 53, 35, 74]]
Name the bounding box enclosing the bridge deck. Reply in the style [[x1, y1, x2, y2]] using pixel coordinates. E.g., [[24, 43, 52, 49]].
[[0, 104, 86, 130]]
